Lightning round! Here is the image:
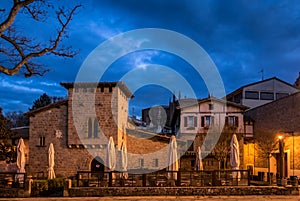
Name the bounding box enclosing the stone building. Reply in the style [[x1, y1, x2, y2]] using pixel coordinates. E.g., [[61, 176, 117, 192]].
[[227, 77, 299, 109], [245, 91, 300, 178], [25, 82, 175, 178], [175, 97, 248, 171], [25, 82, 133, 178]]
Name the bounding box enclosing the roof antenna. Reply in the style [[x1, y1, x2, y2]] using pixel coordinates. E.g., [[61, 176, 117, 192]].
[[258, 69, 264, 81]]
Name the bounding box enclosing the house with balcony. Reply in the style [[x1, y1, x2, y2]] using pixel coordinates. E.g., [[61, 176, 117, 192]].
[[176, 97, 248, 171]]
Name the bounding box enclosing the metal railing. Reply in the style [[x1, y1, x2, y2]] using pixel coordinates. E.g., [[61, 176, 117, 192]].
[[0, 172, 26, 189], [76, 170, 250, 187], [30, 171, 46, 179]]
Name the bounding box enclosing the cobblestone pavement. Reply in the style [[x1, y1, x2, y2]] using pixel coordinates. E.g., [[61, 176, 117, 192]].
[[0, 196, 299, 201]]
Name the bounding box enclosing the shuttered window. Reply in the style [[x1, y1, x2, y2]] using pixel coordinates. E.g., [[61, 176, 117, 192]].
[[226, 116, 239, 127], [183, 116, 197, 128], [201, 116, 214, 127]]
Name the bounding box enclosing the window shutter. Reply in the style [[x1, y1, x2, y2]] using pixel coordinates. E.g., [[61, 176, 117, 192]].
[[201, 116, 204, 127], [184, 117, 187, 127], [225, 117, 228, 127], [88, 118, 93, 138], [94, 118, 98, 138], [235, 116, 239, 127], [194, 117, 197, 127]]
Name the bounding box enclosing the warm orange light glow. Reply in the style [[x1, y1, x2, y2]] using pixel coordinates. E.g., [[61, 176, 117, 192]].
[[278, 135, 283, 140]]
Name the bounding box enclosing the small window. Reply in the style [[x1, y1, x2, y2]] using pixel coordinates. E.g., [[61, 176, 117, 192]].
[[184, 116, 197, 128], [226, 116, 238, 127], [154, 159, 159, 167], [39, 136, 45, 146], [187, 116, 194, 127], [140, 158, 144, 167], [88, 118, 93, 138], [245, 91, 259, 99], [94, 118, 98, 138], [201, 116, 214, 127], [260, 92, 274, 100], [276, 93, 289, 100], [209, 104, 214, 110]]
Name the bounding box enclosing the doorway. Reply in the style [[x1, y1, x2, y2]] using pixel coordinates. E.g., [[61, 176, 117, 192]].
[[91, 157, 104, 179]]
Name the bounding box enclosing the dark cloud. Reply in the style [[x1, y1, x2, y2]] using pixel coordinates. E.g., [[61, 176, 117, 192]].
[[1, 0, 300, 114]]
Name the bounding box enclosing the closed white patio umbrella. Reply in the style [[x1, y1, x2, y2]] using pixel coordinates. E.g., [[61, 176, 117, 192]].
[[16, 138, 26, 183], [107, 136, 116, 170], [107, 136, 116, 181], [48, 143, 56, 179], [230, 134, 240, 180], [195, 146, 203, 171], [167, 135, 178, 180], [120, 140, 128, 179]]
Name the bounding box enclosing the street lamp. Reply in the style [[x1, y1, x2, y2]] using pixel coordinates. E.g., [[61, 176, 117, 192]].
[[278, 135, 285, 180]]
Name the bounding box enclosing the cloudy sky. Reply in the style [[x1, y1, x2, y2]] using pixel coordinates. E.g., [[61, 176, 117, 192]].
[[1, 0, 300, 116]]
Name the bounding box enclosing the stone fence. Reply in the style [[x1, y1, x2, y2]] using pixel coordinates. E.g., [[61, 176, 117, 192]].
[[68, 186, 299, 197]]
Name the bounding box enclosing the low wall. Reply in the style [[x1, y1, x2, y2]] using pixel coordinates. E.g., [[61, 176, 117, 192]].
[[0, 188, 28, 198], [69, 186, 299, 197]]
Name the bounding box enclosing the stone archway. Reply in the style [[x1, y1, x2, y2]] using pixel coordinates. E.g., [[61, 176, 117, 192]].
[[91, 156, 104, 173]]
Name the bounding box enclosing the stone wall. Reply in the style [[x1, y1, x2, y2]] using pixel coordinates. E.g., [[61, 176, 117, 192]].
[[68, 186, 299, 197], [27, 83, 133, 178], [67, 86, 119, 146], [28, 103, 105, 178]]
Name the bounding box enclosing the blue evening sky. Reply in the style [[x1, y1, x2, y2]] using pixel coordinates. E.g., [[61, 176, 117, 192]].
[[1, 0, 300, 117]]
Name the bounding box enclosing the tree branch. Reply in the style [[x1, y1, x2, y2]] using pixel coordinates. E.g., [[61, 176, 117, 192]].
[[0, 0, 35, 34], [0, 2, 81, 77]]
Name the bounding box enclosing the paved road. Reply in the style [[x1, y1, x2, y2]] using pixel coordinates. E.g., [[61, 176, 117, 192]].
[[1, 196, 299, 201]]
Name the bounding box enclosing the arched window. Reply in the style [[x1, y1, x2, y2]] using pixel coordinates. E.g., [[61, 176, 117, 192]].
[[88, 118, 93, 138], [94, 118, 98, 138]]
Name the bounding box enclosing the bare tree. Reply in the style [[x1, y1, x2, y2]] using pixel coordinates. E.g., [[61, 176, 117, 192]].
[[211, 133, 231, 170], [255, 134, 278, 184], [5, 111, 29, 127], [0, 107, 16, 163], [0, 0, 81, 77]]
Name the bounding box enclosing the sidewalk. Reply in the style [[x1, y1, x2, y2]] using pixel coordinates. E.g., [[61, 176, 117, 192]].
[[0, 196, 299, 201]]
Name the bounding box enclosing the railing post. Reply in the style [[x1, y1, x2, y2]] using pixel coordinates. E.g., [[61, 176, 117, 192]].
[[212, 170, 216, 186], [109, 171, 112, 187], [247, 169, 250, 186], [177, 171, 181, 186], [76, 172, 79, 187], [63, 179, 71, 197], [142, 174, 147, 187], [24, 178, 33, 197]]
